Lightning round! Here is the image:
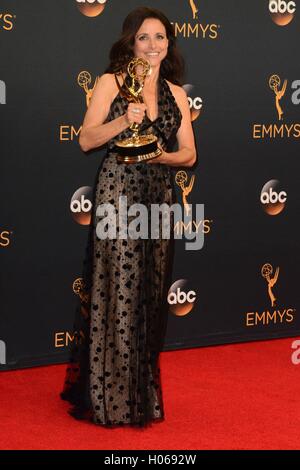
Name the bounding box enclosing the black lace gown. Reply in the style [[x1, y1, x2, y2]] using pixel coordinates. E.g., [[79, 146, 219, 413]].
[[61, 74, 182, 427]]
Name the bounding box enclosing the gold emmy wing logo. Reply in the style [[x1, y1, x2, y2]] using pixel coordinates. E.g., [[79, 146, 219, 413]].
[[76, 0, 107, 17], [252, 74, 299, 140], [175, 171, 195, 216], [78, 71, 99, 108], [173, 0, 218, 39], [189, 0, 199, 19], [261, 263, 279, 307], [73, 277, 90, 319], [269, 74, 287, 121]]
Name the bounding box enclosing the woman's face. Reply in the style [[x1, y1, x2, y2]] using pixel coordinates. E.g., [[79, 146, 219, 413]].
[[133, 18, 169, 69]]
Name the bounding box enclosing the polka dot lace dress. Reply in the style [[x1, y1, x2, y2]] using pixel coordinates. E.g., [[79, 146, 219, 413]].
[[61, 74, 182, 427]]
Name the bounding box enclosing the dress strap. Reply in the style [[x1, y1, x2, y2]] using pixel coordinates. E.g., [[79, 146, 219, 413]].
[[114, 72, 132, 100], [114, 73, 124, 91]]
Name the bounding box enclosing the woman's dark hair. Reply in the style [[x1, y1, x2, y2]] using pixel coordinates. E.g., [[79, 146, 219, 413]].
[[105, 7, 185, 85]]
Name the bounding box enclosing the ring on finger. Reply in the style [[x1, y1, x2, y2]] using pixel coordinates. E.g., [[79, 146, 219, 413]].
[[133, 108, 140, 114]]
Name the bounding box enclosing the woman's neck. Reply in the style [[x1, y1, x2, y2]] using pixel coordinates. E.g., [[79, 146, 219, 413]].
[[143, 65, 160, 89]]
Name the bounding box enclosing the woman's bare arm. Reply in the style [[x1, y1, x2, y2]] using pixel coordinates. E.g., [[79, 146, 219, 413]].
[[79, 73, 129, 152], [149, 84, 197, 167]]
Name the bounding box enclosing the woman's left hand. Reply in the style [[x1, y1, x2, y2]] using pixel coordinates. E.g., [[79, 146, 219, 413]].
[[146, 143, 166, 164]]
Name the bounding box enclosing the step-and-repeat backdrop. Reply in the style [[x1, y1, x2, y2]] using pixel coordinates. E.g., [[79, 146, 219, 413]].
[[1, 0, 299, 369]]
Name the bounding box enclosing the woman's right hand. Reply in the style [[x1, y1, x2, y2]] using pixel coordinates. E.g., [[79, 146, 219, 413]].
[[125, 102, 147, 126]]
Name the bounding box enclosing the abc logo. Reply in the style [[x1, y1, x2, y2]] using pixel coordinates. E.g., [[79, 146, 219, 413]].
[[183, 84, 202, 122], [269, 0, 296, 13], [167, 279, 196, 316], [269, 1, 296, 26], [260, 179, 287, 215], [76, 0, 107, 17], [70, 186, 93, 225]]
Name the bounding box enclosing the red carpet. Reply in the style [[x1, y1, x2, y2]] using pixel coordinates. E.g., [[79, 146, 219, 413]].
[[1, 338, 300, 450]]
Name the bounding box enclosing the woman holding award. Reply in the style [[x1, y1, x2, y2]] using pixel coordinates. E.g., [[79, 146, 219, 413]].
[[61, 6, 196, 427]]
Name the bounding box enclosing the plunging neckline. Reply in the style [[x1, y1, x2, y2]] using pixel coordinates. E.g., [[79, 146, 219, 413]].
[[116, 73, 163, 124], [142, 77, 162, 123]]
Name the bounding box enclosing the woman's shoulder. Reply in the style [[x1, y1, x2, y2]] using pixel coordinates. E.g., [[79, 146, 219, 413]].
[[165, 79, 188, 104], [98, 72, 127, 91], [97, 73, 117, 86], [95, 73, 125, 100], [98, 72, 127, 82]]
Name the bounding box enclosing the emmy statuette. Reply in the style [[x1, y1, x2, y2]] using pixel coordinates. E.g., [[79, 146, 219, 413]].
[[114, 58, 162, 164]]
